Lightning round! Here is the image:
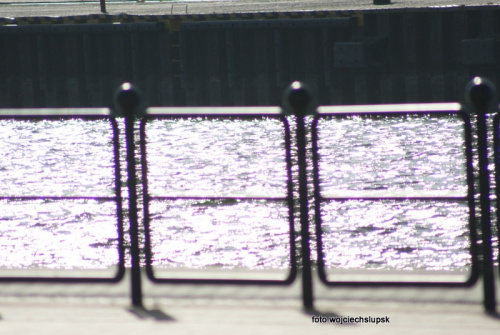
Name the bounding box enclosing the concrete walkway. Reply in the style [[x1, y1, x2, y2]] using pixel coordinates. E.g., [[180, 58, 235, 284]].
[[1, 0, 500, 19], [1, 274, 499, 335], [1, 298, 499, 335]]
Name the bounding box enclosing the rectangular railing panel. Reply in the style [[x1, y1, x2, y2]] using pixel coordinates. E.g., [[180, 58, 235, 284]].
[[0, 108, 125, 282], [139, 107, 296, 285], [311, 104, 479, 286]]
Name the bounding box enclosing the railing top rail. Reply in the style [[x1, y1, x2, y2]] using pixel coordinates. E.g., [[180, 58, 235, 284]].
[[146, 106, 283, 117], [148, 195, 288, 200], [0, 108, 111, 118], [0, 196, 118, 201], [321, 190, 467, 199], [317, 102, 463, 115]]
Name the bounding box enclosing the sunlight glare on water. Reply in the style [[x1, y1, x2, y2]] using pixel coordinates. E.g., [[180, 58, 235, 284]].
[[316, 114, 472, 273], [317, 115, 467, 194], [0, 119, 116, 197], [144, 118, 291, 272], [0, 114, 474, 275], [0, 199, 119, 270], [145, 118, 288, 197], [0, 119, 120, 272], [149, 200, 290, 270]]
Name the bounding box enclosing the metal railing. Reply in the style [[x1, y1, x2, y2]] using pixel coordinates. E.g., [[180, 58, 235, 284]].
[[138, 107, 297, 286], [310, 78, 495, 313], [0, 108, 125, 283], [311, 103, 479, 287], [279, 81, 495, 312], [0, 78, 498, 315]]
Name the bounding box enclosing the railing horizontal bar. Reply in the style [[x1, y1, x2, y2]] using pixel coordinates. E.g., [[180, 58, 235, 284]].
[[323, 196, 468, 201], [146, 106, 283, 117], [0, 196, 119, 201], [317, 103, 462, 115], [0, 108, 111, 117], [149, 196, 287, 201], [323, 190, 466, 198]]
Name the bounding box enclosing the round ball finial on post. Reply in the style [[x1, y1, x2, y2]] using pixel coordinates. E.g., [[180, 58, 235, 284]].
[[282, 81, 315, 118], [465, 77, 497, 115], [114, 82, 143, 119]]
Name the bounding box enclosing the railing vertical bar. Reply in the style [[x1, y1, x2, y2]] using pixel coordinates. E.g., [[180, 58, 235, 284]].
[[465, 77, 497, 314], [110, 117, 127, 281], [282, 116, 299, 287], [494, 113, 500, 283], [462, 111, 481, 287], [115, 83, 144, 309], [283, 81, 315, 310], [139, 117, 156, 282], [310, 116, 328, 285]]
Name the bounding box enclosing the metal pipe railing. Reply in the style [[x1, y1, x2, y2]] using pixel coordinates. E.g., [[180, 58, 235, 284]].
[[311, 103, 479, 288], [0, 108, 125, 283], [1, 78, 498, 315], [138, 105, 297, 287]]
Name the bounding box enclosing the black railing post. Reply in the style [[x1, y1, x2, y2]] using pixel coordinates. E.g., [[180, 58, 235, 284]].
[[465, 77, 497, 314], [100, 0, 106, 13], [283, 81, 315, 310], [115, 83, 144, 309]]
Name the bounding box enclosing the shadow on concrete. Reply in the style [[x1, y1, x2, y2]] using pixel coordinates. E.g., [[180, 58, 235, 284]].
[[128, 306, 176, 322], [487, 310, 500, 321]]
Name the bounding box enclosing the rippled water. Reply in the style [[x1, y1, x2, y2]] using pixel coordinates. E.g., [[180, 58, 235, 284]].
[[0, 119, 116, 197], [315, 114, 471, 272], [144, 118, 292, 273], [316, 115, 467, 194], [0, 199, 119, 270], [0, 119, 120, 272], [0, 114, 473, 275], [149, 200, 290, 270], [144, 119, 287, 198]]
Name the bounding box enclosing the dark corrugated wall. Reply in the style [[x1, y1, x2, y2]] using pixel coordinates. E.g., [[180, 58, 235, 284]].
[[1, 7, 500, 108], [0, 22, 172, 107], [179, 18, 353, 106]]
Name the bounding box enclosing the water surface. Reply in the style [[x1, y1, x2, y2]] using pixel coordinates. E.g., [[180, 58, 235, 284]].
[[0, 114, 473, 277]]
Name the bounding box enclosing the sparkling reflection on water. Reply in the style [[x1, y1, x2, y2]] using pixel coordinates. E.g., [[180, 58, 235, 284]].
[[315, 114, 471, 272], [0, 114, 472, 274]]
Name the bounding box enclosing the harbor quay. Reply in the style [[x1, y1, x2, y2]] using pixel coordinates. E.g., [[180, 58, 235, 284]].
[[1, 1, 500, 107], [0, 1, 500, 334]]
